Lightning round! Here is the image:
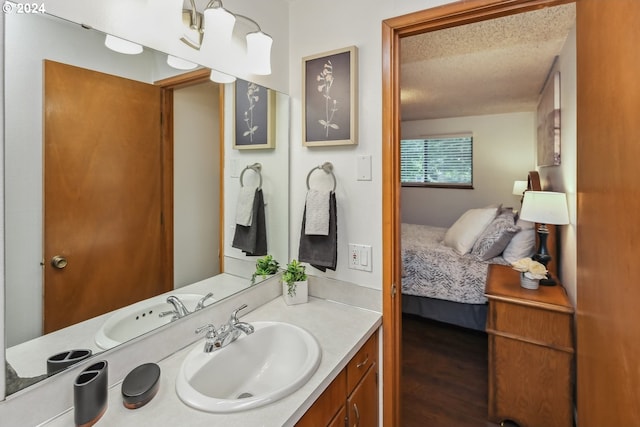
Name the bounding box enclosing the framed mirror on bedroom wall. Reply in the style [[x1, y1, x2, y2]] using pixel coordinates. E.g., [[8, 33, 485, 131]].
[[3, 11, 289, 395]]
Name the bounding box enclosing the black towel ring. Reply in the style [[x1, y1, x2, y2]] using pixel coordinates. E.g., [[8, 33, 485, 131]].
[[240, 163, 262, 189], [306, 162, 336, 192]]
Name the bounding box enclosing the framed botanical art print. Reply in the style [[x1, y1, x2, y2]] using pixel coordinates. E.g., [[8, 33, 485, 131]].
[[302, 46, 358, 146], [233, 79, 275, 150]]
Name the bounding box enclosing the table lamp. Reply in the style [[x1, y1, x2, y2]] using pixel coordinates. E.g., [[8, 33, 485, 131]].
[[512, 180, 528, 196], [518, 191, 569, 285], [512, 180, 528, 205]]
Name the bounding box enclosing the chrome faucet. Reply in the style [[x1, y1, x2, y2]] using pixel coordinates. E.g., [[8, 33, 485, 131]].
[[195, 304, 254, 353], [160, 292, 214, 320], [195, 324, 218, 353], [166, 295, 190, 318]]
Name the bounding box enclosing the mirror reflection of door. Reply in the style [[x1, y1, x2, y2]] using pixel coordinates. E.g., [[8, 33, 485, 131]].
[[43, 60, 172, 333]]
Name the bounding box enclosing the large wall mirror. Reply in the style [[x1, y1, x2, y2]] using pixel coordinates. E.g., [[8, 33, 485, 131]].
[[4, 11, 289, 395]]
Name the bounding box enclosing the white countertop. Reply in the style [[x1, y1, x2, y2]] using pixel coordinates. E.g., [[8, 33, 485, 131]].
[[43, 296, 382, 427]]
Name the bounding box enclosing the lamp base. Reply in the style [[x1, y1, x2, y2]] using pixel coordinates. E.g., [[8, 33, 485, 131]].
[[539, 276, 557, 286]]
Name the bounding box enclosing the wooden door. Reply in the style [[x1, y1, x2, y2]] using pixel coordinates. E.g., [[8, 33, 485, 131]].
[[43, 60, 171, 333], [576, 0, 640, 425]]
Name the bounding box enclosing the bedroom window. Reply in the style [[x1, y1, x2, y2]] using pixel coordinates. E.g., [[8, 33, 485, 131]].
[[400, 134, 473, 188]]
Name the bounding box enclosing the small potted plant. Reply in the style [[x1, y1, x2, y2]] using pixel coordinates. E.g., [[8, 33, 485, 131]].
[[511, 257, 548, 290], [251, 254, 280, 285], [282, 259, 308, 305]]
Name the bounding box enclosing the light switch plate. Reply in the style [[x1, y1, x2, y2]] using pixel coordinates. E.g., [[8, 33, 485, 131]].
[[356, 155, 372, 181]]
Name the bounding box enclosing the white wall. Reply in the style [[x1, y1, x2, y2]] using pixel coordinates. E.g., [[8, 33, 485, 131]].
[[288, 0, 451, 289], [401, 112, 536, 227], [538, 24, 577, 304], [174, 82, 221, 287]]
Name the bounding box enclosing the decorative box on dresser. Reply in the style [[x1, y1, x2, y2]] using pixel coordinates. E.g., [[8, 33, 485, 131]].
[[485, 264, 574, 427], [296, 331, 378, 427]]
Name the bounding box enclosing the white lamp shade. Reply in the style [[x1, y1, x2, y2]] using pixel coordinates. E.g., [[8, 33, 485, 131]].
[[519, 191, 570, 225], [204, 6, 236, 42], [512, 180, 528, 196], [104, 34, 143, 55], [167, 55, 198, 70], [246, 31, 272, 75], [209, 69, 236, 83]]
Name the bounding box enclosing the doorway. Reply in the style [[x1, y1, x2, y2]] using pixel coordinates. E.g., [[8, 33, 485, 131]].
[[381, 1, 575, 425]]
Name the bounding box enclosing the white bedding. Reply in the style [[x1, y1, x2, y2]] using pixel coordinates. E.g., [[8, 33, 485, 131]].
[[401, 223, 508, 304]]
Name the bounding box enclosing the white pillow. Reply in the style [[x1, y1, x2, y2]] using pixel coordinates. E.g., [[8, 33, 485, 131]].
[[502, 228, 536, 263], [444, 207, 498, 255]]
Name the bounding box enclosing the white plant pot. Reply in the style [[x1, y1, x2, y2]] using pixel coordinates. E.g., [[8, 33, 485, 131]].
[[283, 280, 308, 305], [520, 273, 540, 290]]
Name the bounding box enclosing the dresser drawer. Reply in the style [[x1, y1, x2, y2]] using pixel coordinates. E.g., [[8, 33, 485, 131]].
[[346, 333, 377, 393], [489, 300, 573, 349]]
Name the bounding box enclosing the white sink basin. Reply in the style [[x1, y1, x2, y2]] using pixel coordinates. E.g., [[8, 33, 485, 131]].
[[95, 293, 214, 350], [176, 321, 321, 413]]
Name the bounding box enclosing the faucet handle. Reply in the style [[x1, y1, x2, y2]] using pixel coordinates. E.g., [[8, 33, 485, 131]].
[[230, 304, 248, 324], [195, 292, 214, 311], [195, 324, 218, 339]]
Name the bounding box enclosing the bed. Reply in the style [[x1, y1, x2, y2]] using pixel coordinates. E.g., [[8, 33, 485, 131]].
[[401, 172, 547, 331]]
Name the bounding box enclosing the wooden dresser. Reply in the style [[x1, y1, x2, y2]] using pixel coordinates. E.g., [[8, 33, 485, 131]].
[[485, 264, 574, 427]]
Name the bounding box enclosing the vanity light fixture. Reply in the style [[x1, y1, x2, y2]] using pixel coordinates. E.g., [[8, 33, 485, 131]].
[[180, 0, 273, 75], [203, 0, 236, 43], [240, 15, 273, 75], [167, 55, 198, 70], [181, 0, 204, 49], [210, 69, 236, 83], [104, 34, 143, 55]]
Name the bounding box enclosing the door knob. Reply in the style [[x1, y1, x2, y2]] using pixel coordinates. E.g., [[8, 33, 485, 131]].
[[51, 255, 68, 269]]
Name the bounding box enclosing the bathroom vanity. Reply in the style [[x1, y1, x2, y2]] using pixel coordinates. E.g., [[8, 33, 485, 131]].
[[38, 289, 381, 426]]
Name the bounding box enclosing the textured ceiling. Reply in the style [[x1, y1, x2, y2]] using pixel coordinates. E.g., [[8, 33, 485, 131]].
[[400, 3, 576, 121]]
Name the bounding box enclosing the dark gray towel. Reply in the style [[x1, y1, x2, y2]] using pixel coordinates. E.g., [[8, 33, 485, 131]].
[[299, 191, 337, 272], [232, 188, 267, 256]]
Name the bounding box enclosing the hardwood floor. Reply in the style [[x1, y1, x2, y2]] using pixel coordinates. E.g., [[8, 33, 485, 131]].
[[402, 314, 499, 427]]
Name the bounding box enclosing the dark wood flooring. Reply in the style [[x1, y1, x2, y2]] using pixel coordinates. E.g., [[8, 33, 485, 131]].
[[401, 314, 499, 427]]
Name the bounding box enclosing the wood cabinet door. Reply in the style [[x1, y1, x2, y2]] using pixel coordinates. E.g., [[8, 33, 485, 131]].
[[328, 406, 347, 427], [347, 365, 378, 427]]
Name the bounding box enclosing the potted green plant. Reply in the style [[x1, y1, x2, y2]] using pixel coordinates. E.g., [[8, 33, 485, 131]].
[[282, 259, 308, 305], [251, 254, 280, 285]]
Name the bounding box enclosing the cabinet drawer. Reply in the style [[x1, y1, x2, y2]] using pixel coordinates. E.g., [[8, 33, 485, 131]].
[[489, 335, 573, 427], [489, 300, 573, 349], [296, 370, 347, 427], [347, 333, 378, 393]]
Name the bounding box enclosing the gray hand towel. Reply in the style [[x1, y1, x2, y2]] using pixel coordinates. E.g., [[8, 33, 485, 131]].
[[232, 188, 267, 256], [299, 192, 337, 272]]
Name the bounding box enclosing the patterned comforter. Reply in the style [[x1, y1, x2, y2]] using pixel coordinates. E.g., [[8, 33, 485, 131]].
[[401, 223, 507, 304]]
